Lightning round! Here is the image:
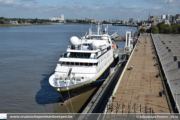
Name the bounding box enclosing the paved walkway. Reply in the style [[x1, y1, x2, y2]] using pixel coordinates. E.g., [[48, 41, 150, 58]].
[[108, 34, 170, 113]]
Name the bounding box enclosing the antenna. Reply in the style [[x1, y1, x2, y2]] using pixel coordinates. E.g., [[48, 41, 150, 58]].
[[91, 11, 93, 29], [137, 16, 140, 23], [81, 17, 83, 37]]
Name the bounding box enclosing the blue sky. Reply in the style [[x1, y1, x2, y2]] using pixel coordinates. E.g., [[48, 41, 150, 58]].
[[0, 0, 180, 21]]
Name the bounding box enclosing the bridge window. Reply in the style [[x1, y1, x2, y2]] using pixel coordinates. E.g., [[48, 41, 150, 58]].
[[75, 63, 79, 66], [66, 62, 70, 65], [61, 62, 65, 65], [94, 63, 98, 66], [85, 63, 88, 66], [69, 52, 91, 58], [83, 43, 90, 46], [61, 62, 97, 66]]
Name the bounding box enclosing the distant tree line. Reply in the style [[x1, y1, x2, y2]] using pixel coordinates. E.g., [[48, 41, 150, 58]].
[[149, 22, 180, 34], [0, 17, 111, 25], [65, 19, 110, 24], [0, 17, 7, 24], [0, 17, 52, 24], [102, 20, 111, 24], [66, 19, 94, 24]]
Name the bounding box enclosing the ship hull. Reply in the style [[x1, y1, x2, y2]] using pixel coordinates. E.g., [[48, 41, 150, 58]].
[[57, 56, 119, 102]]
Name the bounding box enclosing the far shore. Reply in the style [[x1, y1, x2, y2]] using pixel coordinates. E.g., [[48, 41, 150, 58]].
[[0, 23, 53, 27]]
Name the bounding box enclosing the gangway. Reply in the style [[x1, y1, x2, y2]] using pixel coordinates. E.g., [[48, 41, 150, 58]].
[[113, 48, 126, 54], [113, 30, 133, 55], [110, 31, 118, 40]]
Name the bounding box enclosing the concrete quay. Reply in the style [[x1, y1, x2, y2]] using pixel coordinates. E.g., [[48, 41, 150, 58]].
[[106, 33, 172, 113]]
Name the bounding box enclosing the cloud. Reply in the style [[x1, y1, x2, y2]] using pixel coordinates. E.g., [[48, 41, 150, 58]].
[[93, 7, 99, 10], [143, 0, 180, 7], [20, 0, 38, 4], [49, 4, 60, 8], [0, 0, 22, 7], [130, 5, 138, 9], [143, 0, 164, 4], [0, 0, 179, 21], [134, 9, 142, 13], [93, 1, 104, 6], [114, 2, 121, 5], [165, 0, 180, 7], [165, 0, 173, 3], [153, 6, 161, 10], [75, 1, 82, 4]]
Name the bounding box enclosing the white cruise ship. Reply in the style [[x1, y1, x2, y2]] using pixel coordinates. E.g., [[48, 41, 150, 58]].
[[49, 23, 119, 101]]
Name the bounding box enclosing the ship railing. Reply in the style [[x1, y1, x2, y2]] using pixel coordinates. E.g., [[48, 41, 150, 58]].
[[91, 32, 102, 35], [60, 56, 97, 59], [53, 76, 91, 86], [59, 64, 97, 67]]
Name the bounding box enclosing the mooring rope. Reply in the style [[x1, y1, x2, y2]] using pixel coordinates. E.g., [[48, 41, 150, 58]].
[[67, 88, 74, 113], [59, 90, 70, 113]]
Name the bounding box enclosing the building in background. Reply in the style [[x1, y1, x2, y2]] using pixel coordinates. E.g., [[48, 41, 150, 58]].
[[129, 18, 133, 23], [148, 14, 159, 21], [148, 13, 160, 25], [166, 14, 172, 22], [85, 17, 96, 23], [49, 14, 64, 22], [172, 15, 176, 23], [161, 15, 166, 20], [175, 14, 180, 21], [9, 21, 18, 24], [164, 20, 170, 25]]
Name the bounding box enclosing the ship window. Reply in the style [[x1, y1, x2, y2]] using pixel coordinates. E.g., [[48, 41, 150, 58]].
[[88, 36, 102, 39], [75, 63, 79, 66], [80, 63, 83, 66], [66, 62, 70, 65], [71, 62, 74, 65], [94, 63, 98, 66], [89, 63, 93, 66], [69, 52, 91, 58], [85, 63, 88, 66], [83, 43, 90, 46]]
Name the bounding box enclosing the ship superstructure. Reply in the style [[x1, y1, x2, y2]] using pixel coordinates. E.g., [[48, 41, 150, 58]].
[[49, 23, 119, 101]]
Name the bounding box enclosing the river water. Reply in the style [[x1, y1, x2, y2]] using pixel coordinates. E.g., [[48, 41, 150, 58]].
[[0, 24, 137, 113]]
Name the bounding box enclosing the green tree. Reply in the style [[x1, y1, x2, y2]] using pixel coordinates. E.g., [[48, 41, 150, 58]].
[[18, 20, 21, 23], [177, 25, 180, 34], [172, 23, 180, 33], [139, 28, 146, 33], [0, 17, 4, 20], [164, 24, 172, 34], [157, 22, 165, 33], [102, 20, 111, 24], [0, 20, 5, 24], [151, 25, 159, 34]]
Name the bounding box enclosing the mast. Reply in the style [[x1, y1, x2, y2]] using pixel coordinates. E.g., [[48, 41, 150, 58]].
[[97, 22, 100, 35]]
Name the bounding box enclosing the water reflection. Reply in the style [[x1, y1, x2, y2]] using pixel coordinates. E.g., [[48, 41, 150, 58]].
[[35, 73, 62, 105]]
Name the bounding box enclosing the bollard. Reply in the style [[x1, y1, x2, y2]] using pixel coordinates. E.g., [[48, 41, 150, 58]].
[[154, 63, 157, 66]]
